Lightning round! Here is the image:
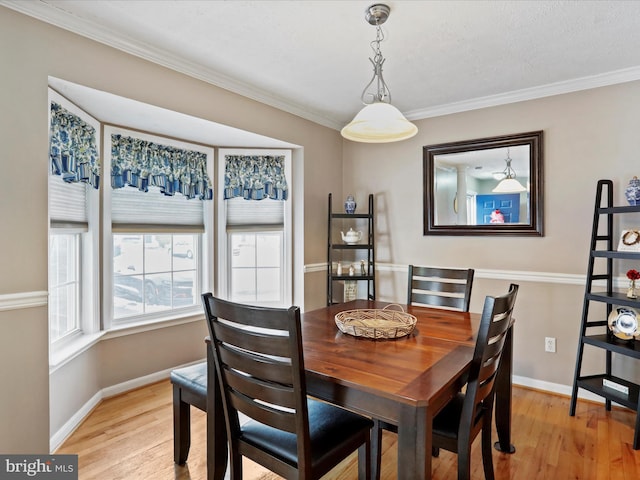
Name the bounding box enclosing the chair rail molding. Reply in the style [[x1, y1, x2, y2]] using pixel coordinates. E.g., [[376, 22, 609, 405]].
[[304, 262, 624, 288], [0, 291, 48, 312]]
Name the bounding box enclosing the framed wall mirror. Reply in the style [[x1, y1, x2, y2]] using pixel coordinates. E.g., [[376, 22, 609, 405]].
[[424, 131, 543, 236]]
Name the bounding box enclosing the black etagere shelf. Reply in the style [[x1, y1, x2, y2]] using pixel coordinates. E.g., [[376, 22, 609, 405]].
[[570, 179, 640, 449], [327, 193, 375, 306]]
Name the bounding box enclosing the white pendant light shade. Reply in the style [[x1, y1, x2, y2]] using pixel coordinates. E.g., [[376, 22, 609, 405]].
[[341, 103, 418, 143], [342, 4, 417, 143], [492, 177, 526, 193]]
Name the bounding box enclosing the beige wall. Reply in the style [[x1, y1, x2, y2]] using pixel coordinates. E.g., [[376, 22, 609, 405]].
[[0, 8, 339, 452], [343, 81, 640, 390]]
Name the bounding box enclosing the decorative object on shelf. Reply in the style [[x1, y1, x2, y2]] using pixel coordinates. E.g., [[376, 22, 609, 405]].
[[340, 4, 417, 143], [360, 260, 366, 275], [608, 306, 640, 341], [348, 264, 355, 276], [618, 229, 640, 252], [627, 269, 640, 299], [335, 304, 417, 339], [336, 263, 343, 275], [625, 176, 640, 206], [341, 228, 363, 245], [344, 281, 357, 302], [344, 195, 357, 214]]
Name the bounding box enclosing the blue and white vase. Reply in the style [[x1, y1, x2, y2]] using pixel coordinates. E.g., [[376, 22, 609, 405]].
[[344, 195, 357, 214], [625, 176, 640, 206]]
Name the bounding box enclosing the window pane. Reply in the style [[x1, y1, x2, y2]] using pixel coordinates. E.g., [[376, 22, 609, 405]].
[[114, 235, 143, 274], [228, 231, 283, 305], [256, 268, 281, 302], [145, 273, 172, 313], [231, 234, 256, 268], [113, 273, 144, 317], [231, 268, 256, 303], [49, 234, 80, 342], [172, 235, 196, 269], [144, 234, 172, 274], [113, 233, 199, 320], [174, 271, 196, 307], [257, 234, 281, 267]]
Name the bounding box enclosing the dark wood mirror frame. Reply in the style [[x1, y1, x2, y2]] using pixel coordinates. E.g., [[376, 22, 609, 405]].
[[423, 130, 543, 236]]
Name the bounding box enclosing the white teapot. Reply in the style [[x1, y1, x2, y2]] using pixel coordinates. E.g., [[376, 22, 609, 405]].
[[341, 228, 363, 245]]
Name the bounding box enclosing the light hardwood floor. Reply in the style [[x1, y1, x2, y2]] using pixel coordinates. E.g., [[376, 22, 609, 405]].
[[56, 380, 640, 479]]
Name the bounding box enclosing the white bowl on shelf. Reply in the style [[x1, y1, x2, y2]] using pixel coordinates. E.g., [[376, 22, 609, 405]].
[[608, 306, 640, 341]]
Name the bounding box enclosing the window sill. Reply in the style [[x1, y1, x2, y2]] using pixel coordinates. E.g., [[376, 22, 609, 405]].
[[49, 331, 106, 374], [103, 309, 205, 340]]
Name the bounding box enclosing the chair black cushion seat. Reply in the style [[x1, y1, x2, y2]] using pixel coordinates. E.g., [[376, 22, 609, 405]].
[[241, 399, 373, 467], [170, 362, 207, 399], [432, 393, 465, 440]]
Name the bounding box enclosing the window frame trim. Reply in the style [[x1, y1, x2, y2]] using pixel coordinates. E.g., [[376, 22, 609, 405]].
[[217, 149, 292, 305], [102, 125, 214, 330], [48, 89, 101, 361]]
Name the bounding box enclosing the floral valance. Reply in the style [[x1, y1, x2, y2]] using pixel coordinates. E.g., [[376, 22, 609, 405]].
[[49, 102, 100, 189], [224, 155, 288, 201], [111, 134, 213, 200]]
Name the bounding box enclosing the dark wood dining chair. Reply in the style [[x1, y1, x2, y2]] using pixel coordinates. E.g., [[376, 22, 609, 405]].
[[201, 293, 373, 480], [431, 283, 519, 480], [407, 265, 475, 312], [372, 283, 518, 480], [372, 264, 475, 471]]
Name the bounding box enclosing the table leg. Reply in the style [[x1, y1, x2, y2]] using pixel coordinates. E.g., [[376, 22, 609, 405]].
[[371, 420, 383, 480], [493, 325, 516, 453], [206, 340, 228, 480], [397, 405, 430, 480]]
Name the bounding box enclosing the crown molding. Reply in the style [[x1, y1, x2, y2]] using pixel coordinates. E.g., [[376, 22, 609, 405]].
[[404, 66, 640, 121], [5, 1, 640, 131], [1, 1, 342, 131]]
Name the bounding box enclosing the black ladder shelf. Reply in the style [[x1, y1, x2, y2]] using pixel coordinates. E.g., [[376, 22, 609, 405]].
[[327, 193, 375, 306], [569, 179, 640, 449]]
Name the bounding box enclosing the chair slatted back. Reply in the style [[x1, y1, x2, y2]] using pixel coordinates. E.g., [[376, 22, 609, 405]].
[[463, 283, 518, 433], [202, 294, 310, 458], [407, 265, 475, 312]]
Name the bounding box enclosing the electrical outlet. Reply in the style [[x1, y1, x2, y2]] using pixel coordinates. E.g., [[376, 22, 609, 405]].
[[545, 337, 556, 353]]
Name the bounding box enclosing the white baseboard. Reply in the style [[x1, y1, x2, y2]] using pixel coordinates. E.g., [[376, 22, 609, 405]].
[[50, 390, 102, 453], [513, 375, 606, 404], [50, 358, 205, 452]]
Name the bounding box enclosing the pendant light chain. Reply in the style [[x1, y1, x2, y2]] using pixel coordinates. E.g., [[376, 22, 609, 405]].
[[361, 23, 391, 105]]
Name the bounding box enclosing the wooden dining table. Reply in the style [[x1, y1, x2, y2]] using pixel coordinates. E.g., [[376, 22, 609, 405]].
[[205, 299, 515, 480]]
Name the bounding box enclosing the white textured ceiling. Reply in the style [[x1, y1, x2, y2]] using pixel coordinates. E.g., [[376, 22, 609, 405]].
[[6, 0, 640, 132]]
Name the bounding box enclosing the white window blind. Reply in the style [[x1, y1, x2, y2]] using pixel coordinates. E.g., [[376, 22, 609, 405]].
[[111, 186, 204, 233], [226, 197, 284, 227], [49, 174, 87, 227]]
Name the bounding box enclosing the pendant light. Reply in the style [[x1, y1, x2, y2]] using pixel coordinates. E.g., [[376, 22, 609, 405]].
[[492, 150, 526, 193], [341, 4, 418, 143]]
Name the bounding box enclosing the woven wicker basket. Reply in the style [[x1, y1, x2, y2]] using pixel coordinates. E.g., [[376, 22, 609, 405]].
[[335, 304, 417, 339]]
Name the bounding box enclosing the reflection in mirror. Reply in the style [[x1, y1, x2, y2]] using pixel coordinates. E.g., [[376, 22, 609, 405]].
[[424, 131, 543, 236]]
